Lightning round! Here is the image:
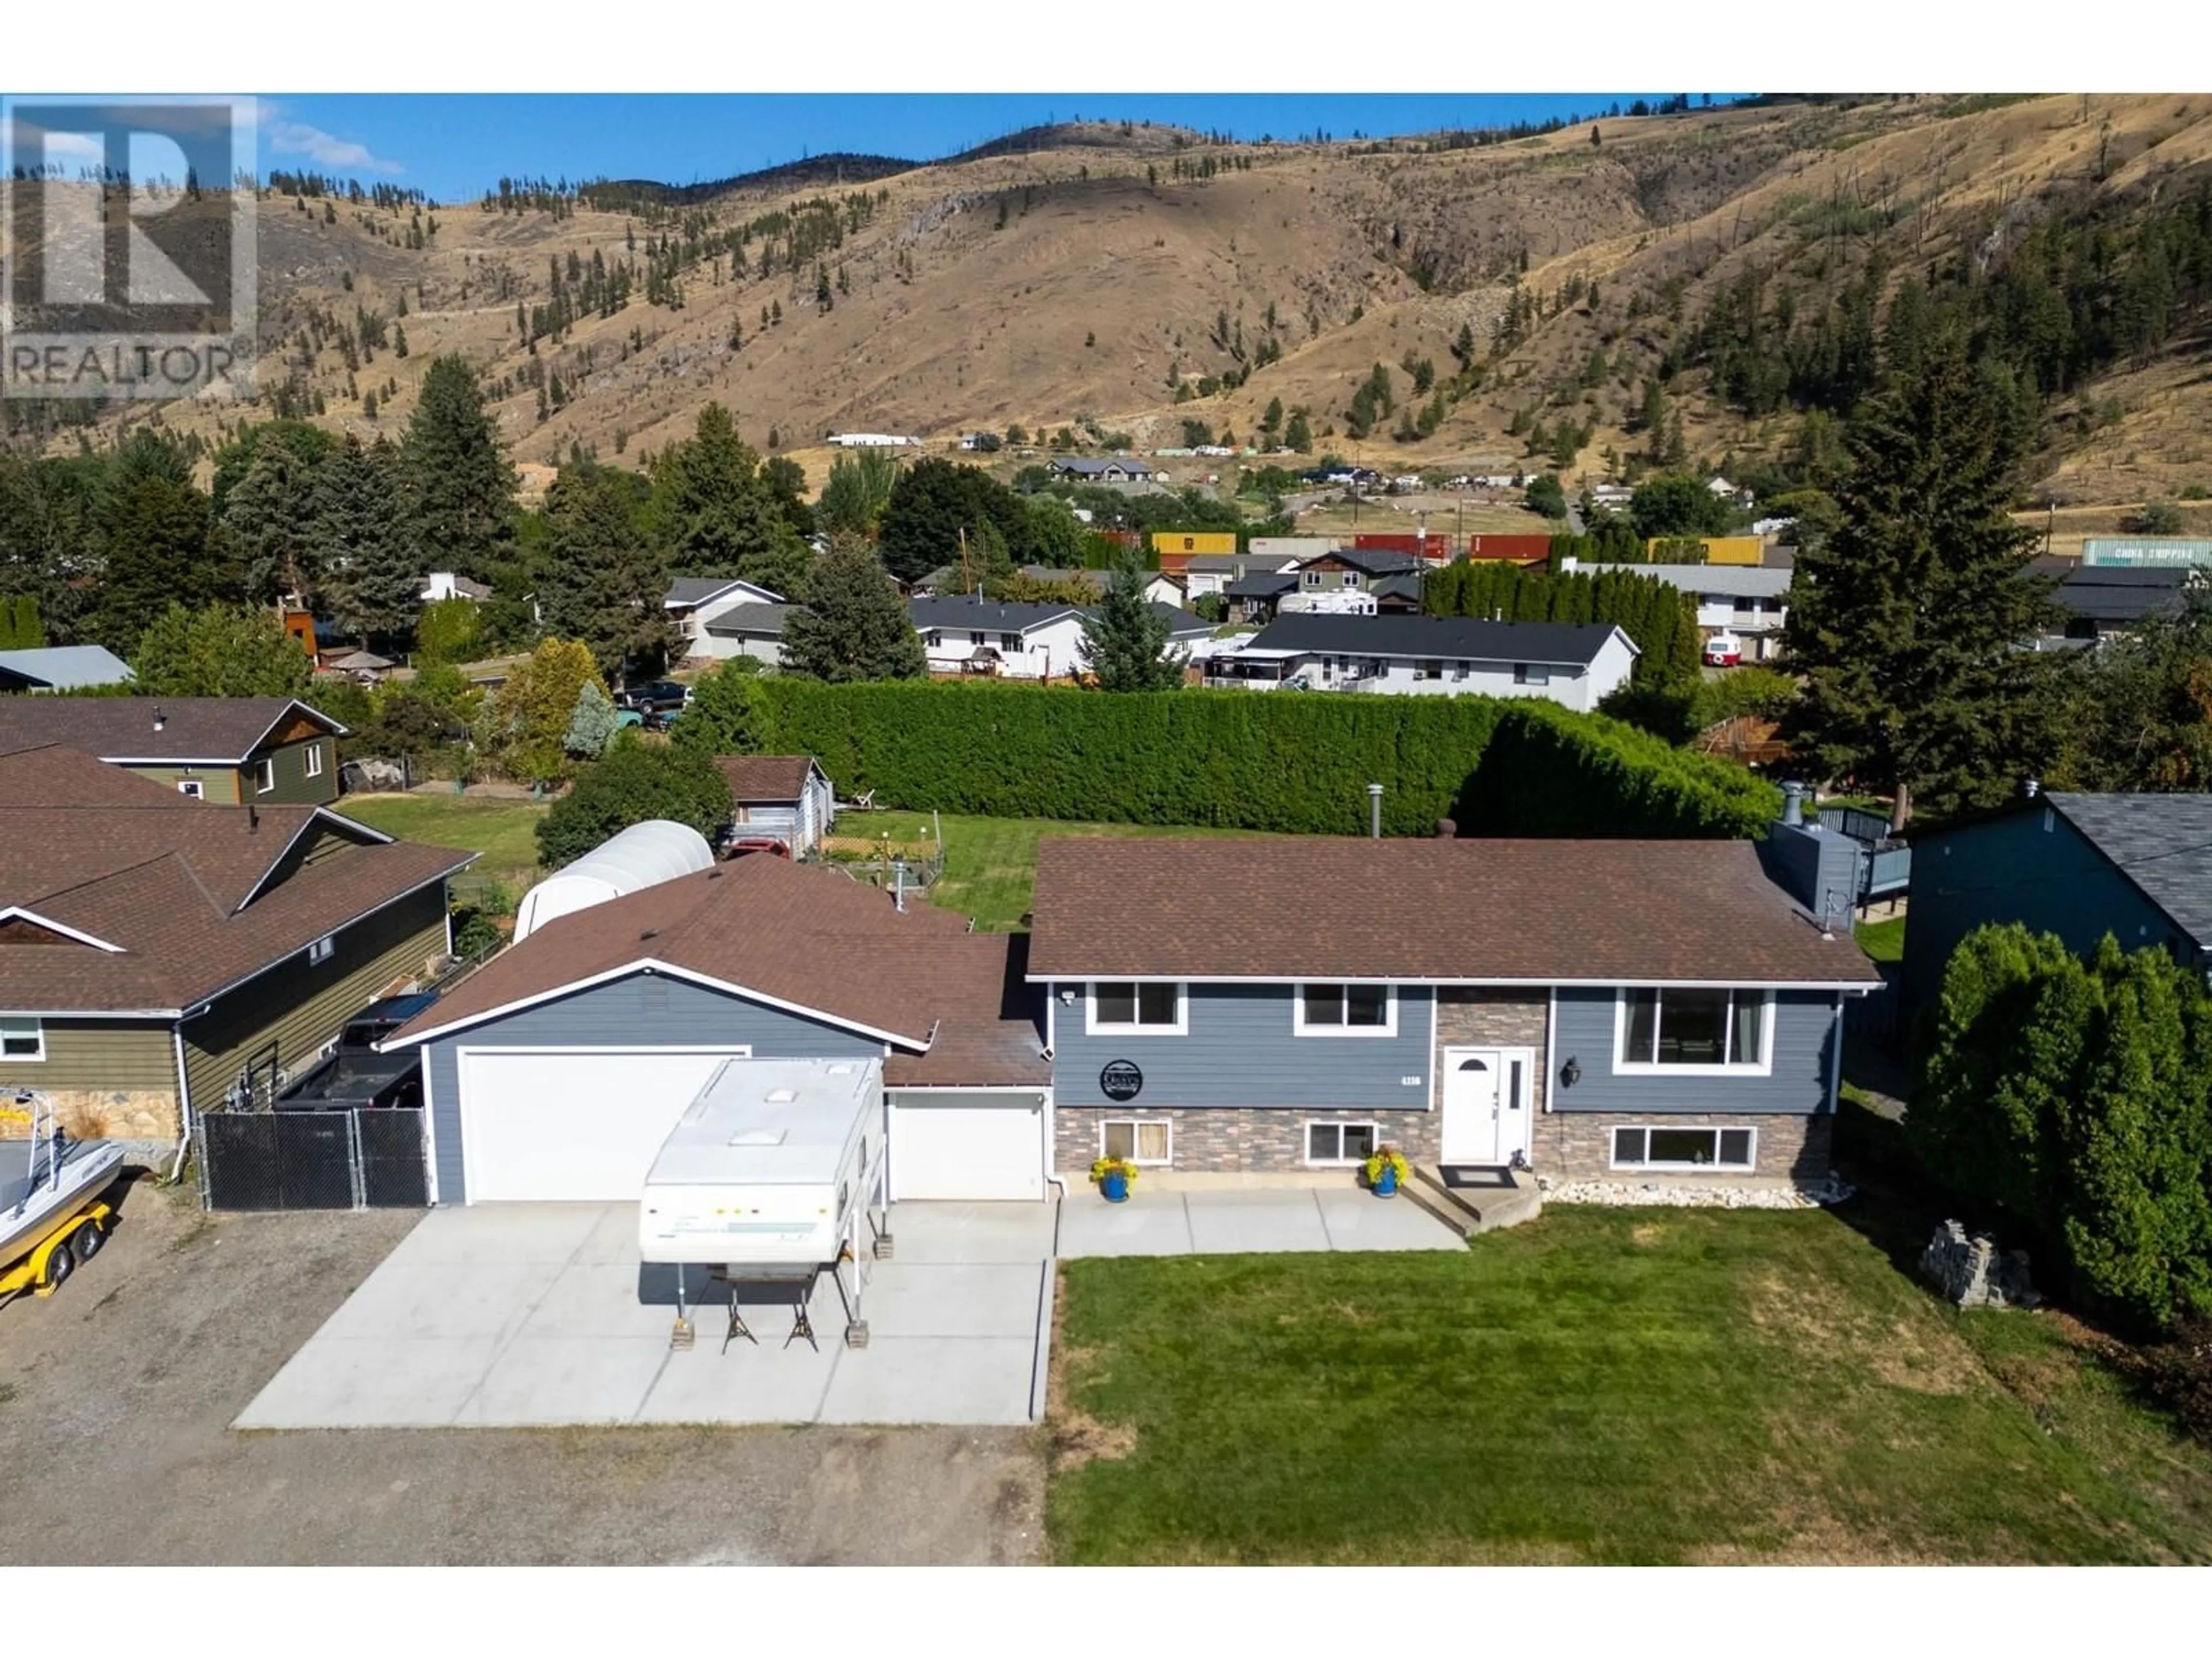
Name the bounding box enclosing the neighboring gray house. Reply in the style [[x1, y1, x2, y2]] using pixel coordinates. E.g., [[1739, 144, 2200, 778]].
[[0, 645, 134, 692], [1047, 456, 1155, 484], [1030, 837, 1879, 1184], [1901, 790, 2212, 1026], [1560, 559, 1794, 662], [665, 577, 787, 662], [702, 602, 796, 666]]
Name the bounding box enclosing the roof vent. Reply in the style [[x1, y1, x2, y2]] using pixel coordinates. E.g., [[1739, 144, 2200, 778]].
[[730, 1128, 787, 1146], [640, 927, 660, 940], [764, 1088, 798, 1103], [153, 707, 167, 732]]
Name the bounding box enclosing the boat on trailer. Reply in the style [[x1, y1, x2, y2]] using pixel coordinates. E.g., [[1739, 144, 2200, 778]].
[[3, 1091, 124, 1294]]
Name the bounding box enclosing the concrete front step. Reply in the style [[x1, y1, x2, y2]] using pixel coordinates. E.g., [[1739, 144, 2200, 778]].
[[1404, 1164, 1544, 1239]]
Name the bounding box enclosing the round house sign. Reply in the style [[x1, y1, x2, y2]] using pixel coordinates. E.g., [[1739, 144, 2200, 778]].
[[1099, 1059, 1144, 1103]]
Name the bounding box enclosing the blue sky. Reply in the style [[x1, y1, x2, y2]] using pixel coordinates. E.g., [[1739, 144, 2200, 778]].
[[261, 94, 1731, 202]]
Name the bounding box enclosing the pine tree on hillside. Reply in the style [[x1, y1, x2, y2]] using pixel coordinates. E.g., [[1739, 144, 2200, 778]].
[[1781, 332, 2066, 829], [400, 355, 516, 578], [537, 464, 673, 678], [315, 436, 419, 645], [781, 546, 926, 683], [1080, 558, 1184, 692]]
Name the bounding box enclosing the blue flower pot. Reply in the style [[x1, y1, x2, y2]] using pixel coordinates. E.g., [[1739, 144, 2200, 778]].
[[1101, 1171, 1130, 1203], [1373, 1165, 1399, 1198]]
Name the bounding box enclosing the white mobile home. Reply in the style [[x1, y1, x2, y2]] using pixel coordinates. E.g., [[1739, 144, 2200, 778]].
[[1205, 614, 1638, 710]]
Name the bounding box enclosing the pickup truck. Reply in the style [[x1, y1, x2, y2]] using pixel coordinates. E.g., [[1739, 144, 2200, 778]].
[[275, 993, 439, 1113]]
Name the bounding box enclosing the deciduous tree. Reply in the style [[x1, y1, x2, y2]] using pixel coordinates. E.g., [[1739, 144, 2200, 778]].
[[535, 738, 733, 868], [131, 604, 313, 698]]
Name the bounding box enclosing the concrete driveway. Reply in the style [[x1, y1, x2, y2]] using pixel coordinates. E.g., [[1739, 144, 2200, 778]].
[[1059, 1187, 1463, 1257], [237, 1201, 1055, 1431]]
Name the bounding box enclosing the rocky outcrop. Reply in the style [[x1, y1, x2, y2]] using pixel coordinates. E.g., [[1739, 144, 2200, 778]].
[[1920, 1221, 2041, 1309]]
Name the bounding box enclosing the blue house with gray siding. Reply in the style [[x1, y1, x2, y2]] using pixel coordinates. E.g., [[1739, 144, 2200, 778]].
[[1031, 837, 1880, 1185], [1901, 791, 2212, 1029]]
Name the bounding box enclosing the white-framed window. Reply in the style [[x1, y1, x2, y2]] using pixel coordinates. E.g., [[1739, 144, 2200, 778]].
[[1293, 982, 1397, 1036], [304, 743, 324, 779], [0, 1017, 45, 1061], [1614, 988, 1773, 1075], [925, 630, 943, 648], [1305, 1120, 1379, 1166], [1303, 570, 1323, 588], [307, 935, 335, 966], [1611, 1125, 1757, 1172], [1514, 663, 1551, 685], [252, 756, 276, 794], [1086, 981, 1187, 1035], [1101, 1118, 1172, 1165], [1001, 632, 1023, 652], [175, 779, 203, 799], [1340, 571, 1358, 587]]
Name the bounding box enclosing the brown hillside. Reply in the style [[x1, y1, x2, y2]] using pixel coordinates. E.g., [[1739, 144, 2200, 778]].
[[26, 96, 2212, 505]]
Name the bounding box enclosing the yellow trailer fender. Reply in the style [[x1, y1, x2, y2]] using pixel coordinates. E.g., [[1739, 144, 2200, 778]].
[[1, 1199, 114, 1299]]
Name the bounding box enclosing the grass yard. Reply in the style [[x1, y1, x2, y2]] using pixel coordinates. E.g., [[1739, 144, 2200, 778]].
[[340, 793, 551, 897], [828, 811, 1275, 930], [1048, 1204, 2212, 1564], [1855, 914, 1907, 964]]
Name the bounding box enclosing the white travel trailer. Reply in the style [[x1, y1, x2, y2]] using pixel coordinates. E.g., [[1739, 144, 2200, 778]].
[[639, 1058, 887, 1343]]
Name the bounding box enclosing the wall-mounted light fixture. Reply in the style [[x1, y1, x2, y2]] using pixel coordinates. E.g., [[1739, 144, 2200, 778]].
[[1559, 1058, 1581, 1089], [1058, 988, 1077, 1005]]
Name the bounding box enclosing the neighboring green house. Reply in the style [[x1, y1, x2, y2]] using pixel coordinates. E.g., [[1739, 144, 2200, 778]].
[[0, 695, 347, 806], [0, 742, 474, 1148]]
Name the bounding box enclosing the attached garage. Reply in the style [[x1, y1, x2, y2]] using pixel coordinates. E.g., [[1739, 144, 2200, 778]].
[[456, 1048, 749, 1202], [889, 1091, 1047, 1202]]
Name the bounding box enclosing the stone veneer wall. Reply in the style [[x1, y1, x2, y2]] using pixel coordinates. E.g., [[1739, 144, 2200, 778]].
[[8, 1088, 181, 1142], [1534, 1111, 1832, 1183], [1431, 988, 1548, 1113], [1054, 1105, 1440, 1175]]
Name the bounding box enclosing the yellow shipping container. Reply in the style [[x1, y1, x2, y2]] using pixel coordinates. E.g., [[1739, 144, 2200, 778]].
[[1150, 531, 1238, 559], [1645, 536, 1766, 566]]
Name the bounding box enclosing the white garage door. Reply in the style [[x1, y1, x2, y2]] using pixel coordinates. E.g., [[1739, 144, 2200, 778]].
[[458, 1048, 749, 1202], [889, 1093, 1046, 1202]]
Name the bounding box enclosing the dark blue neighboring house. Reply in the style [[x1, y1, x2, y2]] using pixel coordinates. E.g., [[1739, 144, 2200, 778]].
[[1900, 790, 2212, 1024]]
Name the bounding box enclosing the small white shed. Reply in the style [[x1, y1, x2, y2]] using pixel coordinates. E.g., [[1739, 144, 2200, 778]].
[[513, 819, 717, 941]]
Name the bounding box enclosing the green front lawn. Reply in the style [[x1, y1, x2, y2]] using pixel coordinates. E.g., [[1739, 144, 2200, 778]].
[[340, 792, 551, 896], [1049, 1206, 2212, 1563], [836, 811, 1275, 930]]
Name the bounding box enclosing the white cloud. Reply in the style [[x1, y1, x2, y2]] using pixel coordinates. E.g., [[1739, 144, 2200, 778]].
[[11, 121, 107, 168], [265, 118, 403, 176]]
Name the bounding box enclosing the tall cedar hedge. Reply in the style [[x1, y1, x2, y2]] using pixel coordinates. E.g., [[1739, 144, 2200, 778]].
[[741, 677, 1778, 838], [1423, 560, 1703, 688]]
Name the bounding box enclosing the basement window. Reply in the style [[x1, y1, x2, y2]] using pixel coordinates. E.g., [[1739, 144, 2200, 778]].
[[1611, 1126, 1756, 1172], [1305, 1121, 1378, 1166], [1101, 1119, 1172, 1165]]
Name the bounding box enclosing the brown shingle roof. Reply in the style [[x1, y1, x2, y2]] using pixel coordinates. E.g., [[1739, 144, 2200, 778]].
[[714, 754, 818, 802], [0, 695, 342, 764], [1027, 837, 1881, 986], [883, 931, 1049, 1088], [390, 854, 976, 1049], [0, 745, 472, 1013]]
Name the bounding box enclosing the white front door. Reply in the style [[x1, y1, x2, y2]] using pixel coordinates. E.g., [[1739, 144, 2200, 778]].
[[1441, 1047, 1533, 1166]]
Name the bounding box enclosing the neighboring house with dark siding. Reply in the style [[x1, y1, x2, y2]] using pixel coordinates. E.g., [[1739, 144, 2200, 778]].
[[0, 743, 471, 1148], [0, 695, 347, 805], [1901, 791, 2212, 1025], [1028, 837, 1878, 1185]]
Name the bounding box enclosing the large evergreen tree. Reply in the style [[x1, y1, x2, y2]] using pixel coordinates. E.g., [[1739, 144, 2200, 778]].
[[876, 459, 1029, 586], [223, 425, 329, 603], [400, 355, 516, 577], [781, 546, 926, 681], [91, 474, 225, 655], [315, 437, 419, 645], [537, 464, 673, 678], [1080, 558, 1184, 691], [646, 403, 795, 577], [1781, 332, 2066, 828]]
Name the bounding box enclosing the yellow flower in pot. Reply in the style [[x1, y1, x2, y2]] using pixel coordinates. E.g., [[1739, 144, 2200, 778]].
[[1090, 1156, 1138, 1202], [1361, 1145, 1410, 1196]]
